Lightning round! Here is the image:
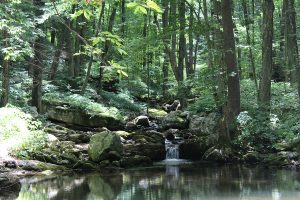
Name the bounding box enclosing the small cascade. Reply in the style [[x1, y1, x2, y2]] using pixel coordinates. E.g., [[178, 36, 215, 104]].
[[165, 137, 183, 160]]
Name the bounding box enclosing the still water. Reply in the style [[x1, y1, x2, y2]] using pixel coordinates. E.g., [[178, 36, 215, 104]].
[[16, 163, 300, 200]]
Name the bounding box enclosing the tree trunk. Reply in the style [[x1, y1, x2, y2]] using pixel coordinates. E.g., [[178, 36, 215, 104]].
[[242, 0, 258, 91], [32, 0, 45, 112], [221, 0, 241, 139], [162, 0, 169, 98], [258, 0, 274, 109], [1, 30, 10, 107], [99, 1, 117, 93], [81, 1, 106, 95], [283, 0, 299, 85], [120, 0, 126, 37]]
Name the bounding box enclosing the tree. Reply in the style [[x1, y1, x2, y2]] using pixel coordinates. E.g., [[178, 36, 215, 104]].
[[258, 0, 274, 109], [221, 0, 241, 140], [0, 30, 10, 107], [31, 0, 45, 112]]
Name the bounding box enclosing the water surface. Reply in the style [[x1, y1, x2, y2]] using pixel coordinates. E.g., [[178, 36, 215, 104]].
[[15, 164, 300, 200]]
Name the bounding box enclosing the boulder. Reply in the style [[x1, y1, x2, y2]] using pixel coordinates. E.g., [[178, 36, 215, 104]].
[[134, 116, 150, 127], [189, 113, 220, 136], [41, 100, 124, 130], [203, 147, 232, 163], [148, 108, 168, 119], [0, 173, 21, 199], [243, 151, 261, 163], [163, 129, 179, 141], [120, 155, 152, 168], [161, 111, 188, 130], [88, 131, 123, 162]]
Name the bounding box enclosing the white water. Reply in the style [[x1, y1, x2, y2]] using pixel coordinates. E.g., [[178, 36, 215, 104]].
[[165, 139, 180, 159]]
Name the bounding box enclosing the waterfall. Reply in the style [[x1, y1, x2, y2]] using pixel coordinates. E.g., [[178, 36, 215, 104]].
[[165, 139, 183, 160]]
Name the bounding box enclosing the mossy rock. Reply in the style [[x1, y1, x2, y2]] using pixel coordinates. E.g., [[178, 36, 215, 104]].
[[42, 97, 124, 130], [88, 131, 123, 162], [161, 111, 188, 130], [148, 108, 168, 119], [262, 153, 290, 166]]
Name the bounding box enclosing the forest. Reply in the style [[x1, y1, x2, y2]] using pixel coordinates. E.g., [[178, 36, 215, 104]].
[[1, 0, 300, 199]]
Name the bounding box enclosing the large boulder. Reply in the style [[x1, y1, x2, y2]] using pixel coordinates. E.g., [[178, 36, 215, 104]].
[[119, 130, 165, 163], [134, 116, 150, 127], [88, 131, 123, 163], [0, 173, 21, 199], [189, 112, 220, 136], [41, 98, 124, 130], [161, 111, 189, 130]]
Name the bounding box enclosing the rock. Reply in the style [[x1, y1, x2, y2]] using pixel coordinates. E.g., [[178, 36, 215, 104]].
[[45, 125, 93, 143], [189, 113, 220, 136], [161, 111, 188, 130], [41, 100, 124, 130], [47, 134, 59, 142], [99, 160, 111, 168], [163, 129, 179, 141], [262, 153, 290, 167], [179, 138, 210, 160], [88, 131, 123, 163], [0, 173, 21, 199], [148, 108, 168, 119], [15, 160, 67, 171], [125, 122, 138, 131], [120, 155, 152, 168], [203, 147, 232, 163], [123, 144, 165, 161], [134, 116, 150, 127], [243, 151, 261, 163]]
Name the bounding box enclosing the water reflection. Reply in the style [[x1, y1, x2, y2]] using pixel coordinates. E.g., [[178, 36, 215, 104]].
[[14, 165, 300, 200]]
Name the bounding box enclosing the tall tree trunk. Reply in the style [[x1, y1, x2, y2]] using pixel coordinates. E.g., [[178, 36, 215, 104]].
[[81, 1, 106, 95], [162, 0, 169, 98], [284, 0, 299, 85], [49, 25, 63, 80], [74, 15, 84, 77], [178, 0, 187, 107], [242, 0, 258, 91], [32, 0, 45, 112], [186, 3, 194, 77], [1, 30, 10, 107], [64, 18, 74, 78], [99, 1, 118, 93], [221, 0, 241, 139], [120, 0, 126, 37], [178, 0, 186, 82], [259, 0, 274, 108]]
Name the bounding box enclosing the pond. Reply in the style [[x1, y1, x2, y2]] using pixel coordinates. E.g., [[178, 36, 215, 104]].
[[15, 163, 300, 200]]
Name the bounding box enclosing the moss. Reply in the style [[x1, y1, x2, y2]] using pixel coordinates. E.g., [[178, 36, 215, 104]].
[[43, 93, 124, 122], [148, 108, 167, 119]]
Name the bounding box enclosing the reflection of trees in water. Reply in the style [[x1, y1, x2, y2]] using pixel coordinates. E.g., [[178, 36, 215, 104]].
[[18, 165, 300, 200], [117, 165, 300, 199]]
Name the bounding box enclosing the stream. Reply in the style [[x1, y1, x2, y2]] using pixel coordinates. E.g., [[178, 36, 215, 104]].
[[14, 164, 300, 200]]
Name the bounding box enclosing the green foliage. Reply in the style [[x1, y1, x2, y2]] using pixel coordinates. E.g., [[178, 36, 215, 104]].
[[118, 79, 153, 99], [0, 106, 47, 159], [235, 111, 279, 151], [187, 95, 216, 113], [100, 91, 143, 112]]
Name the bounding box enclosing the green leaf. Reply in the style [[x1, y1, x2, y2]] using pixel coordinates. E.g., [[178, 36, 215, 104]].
[[83, 10, 92, 21], [127, 2, 138, 8], [70, 10, 83, 20], [146, 0, 162, 13], [135, 6, 147, 15]]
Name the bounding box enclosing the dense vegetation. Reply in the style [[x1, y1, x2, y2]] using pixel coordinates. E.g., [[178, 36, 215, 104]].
[[1, 0, 300, 164]]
